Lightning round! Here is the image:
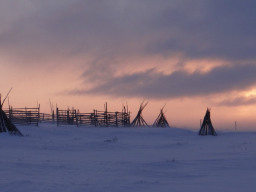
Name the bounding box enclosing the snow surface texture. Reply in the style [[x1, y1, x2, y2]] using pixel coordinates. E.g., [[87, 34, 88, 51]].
[[0, 124, 255, 192]]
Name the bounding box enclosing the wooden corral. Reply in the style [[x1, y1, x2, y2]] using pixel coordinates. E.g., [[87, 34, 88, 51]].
[[39, 112, 55, 123], [5, 106, 40, 126], [56, 108, 77, 126], [77, 110, 130, 127], [56, 104, 130, 127]]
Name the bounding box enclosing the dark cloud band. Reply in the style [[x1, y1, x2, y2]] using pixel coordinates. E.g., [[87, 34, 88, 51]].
[[73, 64, 256, 99]]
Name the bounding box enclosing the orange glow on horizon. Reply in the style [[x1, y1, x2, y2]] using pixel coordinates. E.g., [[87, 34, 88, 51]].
[[1, 56, 256, 131]]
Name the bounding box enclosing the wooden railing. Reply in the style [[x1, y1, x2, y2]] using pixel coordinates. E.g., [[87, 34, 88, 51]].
[[56, 108, 130, 127], [5, 107, 40, 126]]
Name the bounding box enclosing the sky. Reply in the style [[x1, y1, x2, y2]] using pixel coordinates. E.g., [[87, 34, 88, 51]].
[[1, 0, 256, 130]]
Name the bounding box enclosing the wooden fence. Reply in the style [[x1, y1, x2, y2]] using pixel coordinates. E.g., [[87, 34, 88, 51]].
[[77, 110, 130, 127], [56, 108, 77, 126], [39, 113, 55, 123], [5, 107, 40, 126], [4, 104, 130, 127], [56, 108, 130, 127]]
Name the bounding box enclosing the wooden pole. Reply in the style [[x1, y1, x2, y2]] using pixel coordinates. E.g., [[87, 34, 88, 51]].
[[0, 94, 2, 109], [56, 107, 59, 126], [76, 110, 79, 127], [2, 87, 12, 106], [115, 112, 118, 127], [37, 104, 40, 126]]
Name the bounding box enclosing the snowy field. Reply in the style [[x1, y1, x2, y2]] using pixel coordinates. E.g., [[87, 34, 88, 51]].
[[0, 124, 256, 192]]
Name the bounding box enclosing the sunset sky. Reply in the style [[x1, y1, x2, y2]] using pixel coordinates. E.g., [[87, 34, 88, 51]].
[[1, 0, 256, 130]]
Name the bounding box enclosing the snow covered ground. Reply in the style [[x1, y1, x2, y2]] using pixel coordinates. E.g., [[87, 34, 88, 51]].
[[0, 124, 256, 192]]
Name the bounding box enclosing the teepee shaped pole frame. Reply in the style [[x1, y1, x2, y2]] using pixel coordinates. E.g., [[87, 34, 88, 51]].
[[199, 108, 217, 136], [131, 101, 149, 127], [0, 91, 23, 136], [153, 107, 170, 128]]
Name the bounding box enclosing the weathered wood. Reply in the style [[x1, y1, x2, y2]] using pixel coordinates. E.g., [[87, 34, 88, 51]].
[[198, 108, 217, 136], [5, 107, 40, 126], [153, 107, 170, 128], [76, 109, 130, 127], [56, 108, 77, 126], [0, 95, 23, 136], [131, 101, 149, 127]]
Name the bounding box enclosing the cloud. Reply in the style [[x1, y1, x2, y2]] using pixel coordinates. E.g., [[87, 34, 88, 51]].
[[72, 64, 256, 99], [0, 0, 156, 65], [1, 0, 256, 66], [1, 0, 256, 100], [147, 0, 256, 61], [218, 96, 256, 106]]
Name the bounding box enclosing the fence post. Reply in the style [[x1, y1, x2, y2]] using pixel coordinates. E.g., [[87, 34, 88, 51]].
[[52, 110, 55, 122], [95, 110, 97, 127], [115, 112, 118, 127], [67, 109, 70, 124], [56, 107, 59, 126], [127, 112, 131, 126], [9, 107, 12, 120], [76, 110, 79, 127], [37, 104, 40, 126]]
